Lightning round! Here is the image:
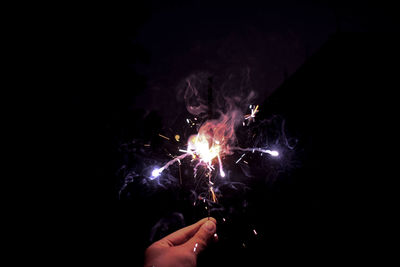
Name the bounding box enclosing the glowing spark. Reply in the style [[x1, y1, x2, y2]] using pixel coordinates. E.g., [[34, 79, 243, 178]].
[[244, 104, 259, 124], [232, 147, 279, 157], [235, 153, 246, 164], [210, 186, 217, 202], [253, 229, 258, 235], [175, 135, 180, 142], [158, 134, 170, 140], [150, 153, 192, 179], [268, 150, 279, 157], [151, 167, 163, 179], [217, 155, 225, 177]]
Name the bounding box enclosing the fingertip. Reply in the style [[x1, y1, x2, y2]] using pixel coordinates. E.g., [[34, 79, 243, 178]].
[[202, 220, 216, 233], [199, 217, 217, 224], [209, 217, 217, 225]]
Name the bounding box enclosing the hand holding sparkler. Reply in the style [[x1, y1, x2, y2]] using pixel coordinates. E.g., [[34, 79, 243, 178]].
[[144, 218, 217, 267]]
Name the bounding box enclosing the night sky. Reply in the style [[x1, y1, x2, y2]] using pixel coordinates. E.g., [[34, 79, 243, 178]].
[[59, 1, 399, 266]]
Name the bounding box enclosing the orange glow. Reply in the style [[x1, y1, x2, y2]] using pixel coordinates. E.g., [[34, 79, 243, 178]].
[[210, 186, 217, 202]]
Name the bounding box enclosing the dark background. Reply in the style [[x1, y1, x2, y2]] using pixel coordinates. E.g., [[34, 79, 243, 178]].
[[57, 1, 399, 266]]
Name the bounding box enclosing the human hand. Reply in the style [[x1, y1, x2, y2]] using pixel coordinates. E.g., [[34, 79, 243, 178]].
[[144, 217, 217, 267]]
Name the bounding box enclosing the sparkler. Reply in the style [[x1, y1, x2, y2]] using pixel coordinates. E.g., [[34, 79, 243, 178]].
[[150, 104, 279, 205], [118, 77, 290, 250]]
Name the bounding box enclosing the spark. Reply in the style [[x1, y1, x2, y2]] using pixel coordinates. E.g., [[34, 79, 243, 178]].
[[158, 134, 170, 140], [217, 155, 225, 177], [151, 167, 163, 179], [232, 147, 279, 157], [268, 150, 279, 157], [253, 229, 258, 235], [235, 153, 246, 164], [244, 104, 259, 124], [210, 186, 217, 202], [151, 153, 192, 178]]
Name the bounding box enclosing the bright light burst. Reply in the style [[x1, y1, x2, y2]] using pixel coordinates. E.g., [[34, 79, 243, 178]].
[[149, 104, 280, 204], [188, 134, 221, 166]]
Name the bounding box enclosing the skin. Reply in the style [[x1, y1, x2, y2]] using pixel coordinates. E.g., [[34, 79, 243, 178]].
[[144, 217, 217, 267]]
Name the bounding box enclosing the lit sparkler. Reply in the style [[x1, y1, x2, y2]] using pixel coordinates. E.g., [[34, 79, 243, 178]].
[[150, 104, 279, 205], [152, 131, 224, 181]]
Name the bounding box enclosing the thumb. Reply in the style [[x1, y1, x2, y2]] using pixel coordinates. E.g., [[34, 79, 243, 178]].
[[183, 220, 216, 254]]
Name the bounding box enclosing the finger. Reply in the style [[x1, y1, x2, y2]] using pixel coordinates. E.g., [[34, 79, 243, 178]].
[[183, 219, 217, 254], [160, 217, 217, 247]]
